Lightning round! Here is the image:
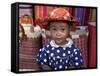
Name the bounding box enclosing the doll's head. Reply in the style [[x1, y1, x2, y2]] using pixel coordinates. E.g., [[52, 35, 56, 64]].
[[19, 14, 33, 24], [49, 20, 72, 45]]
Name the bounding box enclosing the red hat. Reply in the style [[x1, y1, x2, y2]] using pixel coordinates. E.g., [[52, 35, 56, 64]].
[[49, 8, 72, 21], [35, 8, 78, 29]]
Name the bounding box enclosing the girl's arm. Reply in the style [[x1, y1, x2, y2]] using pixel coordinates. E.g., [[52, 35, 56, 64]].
[[70, 48, 83, 68]]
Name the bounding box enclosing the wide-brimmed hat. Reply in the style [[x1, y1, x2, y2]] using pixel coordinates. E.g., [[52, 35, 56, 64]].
[[35, 8, 79, 29]]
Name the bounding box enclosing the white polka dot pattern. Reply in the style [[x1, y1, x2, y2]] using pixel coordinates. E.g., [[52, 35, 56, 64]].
[[63, 53, 66, 56], [59, 65, 62, 69], [44, 59, 47, 62], [57, 49, 60, 53], [37, 43, 83, 70]]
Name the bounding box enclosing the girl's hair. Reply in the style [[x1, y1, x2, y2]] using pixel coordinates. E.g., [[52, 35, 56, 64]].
[[48, 20, 73, 29]]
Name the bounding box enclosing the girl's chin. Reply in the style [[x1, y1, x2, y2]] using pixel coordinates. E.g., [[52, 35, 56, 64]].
[[55, 41, 65, 45]]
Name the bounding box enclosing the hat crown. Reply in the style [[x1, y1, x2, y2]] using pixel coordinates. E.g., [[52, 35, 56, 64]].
[[35, 8, 78, 29], [50, 8, 71, 20]]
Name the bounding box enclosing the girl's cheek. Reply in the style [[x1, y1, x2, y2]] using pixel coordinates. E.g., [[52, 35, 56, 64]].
[[51, 32, 56, 38], [57, 31, 66, 36]]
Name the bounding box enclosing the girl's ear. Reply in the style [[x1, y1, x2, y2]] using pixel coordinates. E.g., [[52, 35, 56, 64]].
[[70, 24, 76, 31], [68, 28, 72, 38], [68, 34, 72, 39]]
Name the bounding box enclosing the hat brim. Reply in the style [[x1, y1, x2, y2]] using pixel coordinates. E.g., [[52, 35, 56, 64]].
[[35, 18, 78, 26], [47, 19, 77, 23]]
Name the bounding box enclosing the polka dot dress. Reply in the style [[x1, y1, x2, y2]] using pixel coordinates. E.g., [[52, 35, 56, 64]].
[[37, 43, 83, 70]]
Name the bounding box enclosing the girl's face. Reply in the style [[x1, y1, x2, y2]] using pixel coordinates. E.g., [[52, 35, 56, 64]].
[[49, 21, 70, 45]]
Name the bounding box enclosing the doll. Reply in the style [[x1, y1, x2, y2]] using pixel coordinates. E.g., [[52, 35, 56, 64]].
[[19, 14, 42, 39]]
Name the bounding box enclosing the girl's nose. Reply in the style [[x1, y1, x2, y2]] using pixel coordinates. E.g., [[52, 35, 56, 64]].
[[56, 31, 62, 37]]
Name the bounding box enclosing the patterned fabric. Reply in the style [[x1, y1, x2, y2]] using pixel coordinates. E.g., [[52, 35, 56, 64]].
[[19, 38, 42, 69], [37, 38, 83, 70], [88, 22, 96, 68], [34, 6, 96, 26]]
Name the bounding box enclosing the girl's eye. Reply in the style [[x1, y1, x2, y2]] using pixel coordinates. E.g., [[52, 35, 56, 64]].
[[52, 28, 57, 31], [61, 28, 65, 31]]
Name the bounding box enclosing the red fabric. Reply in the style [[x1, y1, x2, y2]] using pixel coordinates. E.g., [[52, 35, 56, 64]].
[[84, 8, 91, 25], [43, 6, 47, 17], [72, 8, 75, 16], [19, 38, 42, 69], [88, 23, 96, 68], [39, 6, 43, 17]]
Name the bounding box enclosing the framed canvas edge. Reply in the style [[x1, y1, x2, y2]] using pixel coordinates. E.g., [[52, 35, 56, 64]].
[[11, 2, 98, 73]]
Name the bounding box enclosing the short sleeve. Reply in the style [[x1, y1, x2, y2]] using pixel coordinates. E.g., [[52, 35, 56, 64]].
[[70, 48, 83, 68], [37, 47, 48, 66]]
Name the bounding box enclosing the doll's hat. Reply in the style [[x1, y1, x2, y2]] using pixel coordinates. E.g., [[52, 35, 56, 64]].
[[35, 8, 78, 28]]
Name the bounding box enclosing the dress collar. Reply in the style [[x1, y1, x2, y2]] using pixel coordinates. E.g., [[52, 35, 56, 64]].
[[50, 38, 73, 48]]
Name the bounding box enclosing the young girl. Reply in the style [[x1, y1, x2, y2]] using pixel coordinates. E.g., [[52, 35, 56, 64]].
[[36, 8, 83, 70]]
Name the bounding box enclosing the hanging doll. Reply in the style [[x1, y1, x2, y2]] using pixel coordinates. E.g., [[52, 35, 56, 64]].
[[19, 14, 42, 39]]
